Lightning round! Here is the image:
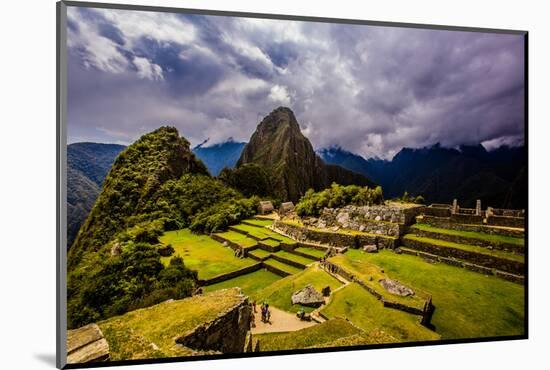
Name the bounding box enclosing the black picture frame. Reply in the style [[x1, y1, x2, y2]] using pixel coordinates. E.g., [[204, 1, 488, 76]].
[[57, 1, 528, 368]]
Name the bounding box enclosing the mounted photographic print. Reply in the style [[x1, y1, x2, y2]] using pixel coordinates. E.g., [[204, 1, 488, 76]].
[[56, 1, 527, 368]]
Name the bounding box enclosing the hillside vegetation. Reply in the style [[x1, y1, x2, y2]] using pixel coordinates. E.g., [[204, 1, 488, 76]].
[[67, 127, 259, 328]]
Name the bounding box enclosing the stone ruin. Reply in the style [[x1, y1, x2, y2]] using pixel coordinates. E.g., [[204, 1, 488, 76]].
[[379, 278, 415, 297], [279, 201, 295, 216], [314, 204, 424, 237], [291, 284, 325, 307], [423, 199, 525, 228], [258, 200, 274, 215], [67, 323, 110, 364]]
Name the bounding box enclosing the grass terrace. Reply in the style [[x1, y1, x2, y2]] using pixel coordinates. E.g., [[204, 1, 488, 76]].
[[348, 249, 525, 339], [263, 259, 303, 276], [274, 250, 316, 266], [320, 283, 440, 343], [159, 229, 256, 280], [99, 288, 244, 360], [249, 249, 272, 260], [255, 265, 342, 313], [403, 234, 524, 263], [233, 223, 297, 244], [294, 247, 327, 259], [329, 250, 429, 310], [214, 230, 258, 248], [260, 239, 280, 247], [202, 269, 282, 296], [254, 318, 364, 351], [242, 218, 274, 227], [411, 223, 525, 247]]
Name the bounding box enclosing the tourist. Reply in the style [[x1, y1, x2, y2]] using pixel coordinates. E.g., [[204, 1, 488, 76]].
[[252, 300, 257, 313]]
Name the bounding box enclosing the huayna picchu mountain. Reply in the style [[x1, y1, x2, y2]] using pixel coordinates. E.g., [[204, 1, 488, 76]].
[[236, 107, 374, 202]]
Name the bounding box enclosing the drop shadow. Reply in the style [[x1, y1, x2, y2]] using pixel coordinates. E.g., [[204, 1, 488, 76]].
[[34, 353, 57, 367]]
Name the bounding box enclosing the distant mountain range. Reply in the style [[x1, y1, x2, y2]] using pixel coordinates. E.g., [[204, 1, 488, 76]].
[[319, 144, 526, 209], [67, 115, 526, 248], [67, 142, 125, 248], [193, 139, 246, 176]]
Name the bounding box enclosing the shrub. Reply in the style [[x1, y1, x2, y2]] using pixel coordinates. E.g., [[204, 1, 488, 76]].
[[396, 191, 425, 204], [219, 163, 274, 198], [296, 183, 384, 216]]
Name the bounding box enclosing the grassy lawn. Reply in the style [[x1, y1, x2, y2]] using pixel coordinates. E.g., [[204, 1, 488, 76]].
[[254, 318, 363, 351], [403, 234, 524, 262], [261, 239, 280, 247], [274, 250, 316, 266], [351, 249, 525, 339], [411, 224, 524, 246], [249, 249, 271, 259], [99, 288, 244, 360], [203, 269, 282, 296], [329, 250, 428, 310], [255, 265, 342, 313], [234, 223, 297, 244], [214, 230, 258, 248], [159, 229, 256, 280], [243, 218, 274, 227], [263, 259, 303, 275], [320, 283, 440, 343], [294, 247, 327, 259]]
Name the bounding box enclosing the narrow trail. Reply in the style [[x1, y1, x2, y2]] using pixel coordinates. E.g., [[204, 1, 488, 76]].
[[251, 306, 317, 334]]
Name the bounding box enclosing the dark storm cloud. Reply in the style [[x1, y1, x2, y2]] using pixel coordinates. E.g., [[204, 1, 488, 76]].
[[66, 6, 525, 159]]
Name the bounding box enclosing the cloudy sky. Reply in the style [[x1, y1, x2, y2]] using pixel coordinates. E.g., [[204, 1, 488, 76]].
[[66, 6, 525, 159]]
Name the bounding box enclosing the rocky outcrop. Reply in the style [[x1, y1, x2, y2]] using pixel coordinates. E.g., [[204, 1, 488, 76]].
[[67, 324, 110, 364], [379, 279, 415, 297], [291, 284, 325, 307], [237, 107, 374, 202], [176, 294, 252, 353]]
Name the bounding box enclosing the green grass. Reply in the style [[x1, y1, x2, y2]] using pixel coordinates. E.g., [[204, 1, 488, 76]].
[[274, 250, 315, 266], [254, 318, 364, 351], [403, 234, 524, 263], [243, 218, 274, 227], [294, 247, 327, 259], [202, 269, 282, 296], [263, 258, 303, 275], [255, 265, 342, 313], [329, 250, 429, 310], [159, 229, 256, 279], [411, 224, 524, 246], [99, 288, 244, 360], [214, 230, 258, 248], [249, 249, 272, 259], [260, 239, 280, 247], [348, 249, 525, 339], [234, 223, 297, 244], [321, 283, 440, 343]]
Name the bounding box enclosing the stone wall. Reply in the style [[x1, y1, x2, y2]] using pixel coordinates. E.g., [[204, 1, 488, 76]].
[[67, 324, 110, 364], [423, 206, 451, 218], [273, 221, 397, 249], [176, 294, 252, 353], [449, 213, 484, 225], [402, 237, 524, 275], [410, 227, 524, 254], [318, 204, 423, 230], [486, 215, 525, 228], [400, 248, 524, 284], [421, 216, 525, 237]]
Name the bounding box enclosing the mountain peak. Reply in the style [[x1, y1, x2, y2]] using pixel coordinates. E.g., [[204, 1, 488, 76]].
[[237, 107, 373, 202]]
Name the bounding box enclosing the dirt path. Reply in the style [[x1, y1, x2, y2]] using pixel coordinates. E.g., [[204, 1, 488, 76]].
[[251, 306, 317, 334]]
